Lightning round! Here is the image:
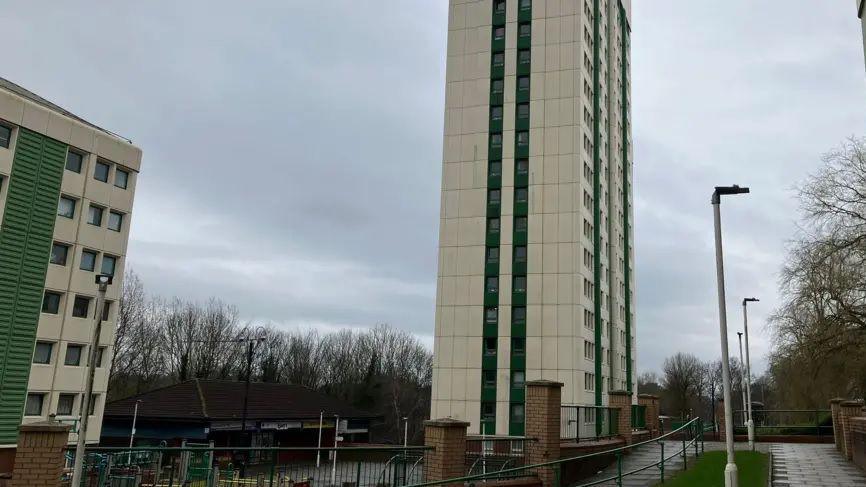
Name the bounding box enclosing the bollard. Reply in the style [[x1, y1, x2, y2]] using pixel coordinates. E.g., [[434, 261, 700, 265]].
[[659, 441, 665, 484]]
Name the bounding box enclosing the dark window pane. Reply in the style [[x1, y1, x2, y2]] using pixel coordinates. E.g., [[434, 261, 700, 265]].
[[491, 105, 503, 120], [88, 394, 98, 415], [512, 338, 526, 355], [485, 307, 498, 324], [114, 168, 129, 189], [108, 211, 123, 232], [72, 296, 91, 318], [515, 188, 528, 203], [489, 161, 502, 177], [95, 347, 105, 367], [517, 131, 529, 145], [57, 394, 75, 416], [512, 371, 526, 388], [486, 247, 500, 263], [80, 250, 97, 271], [494, 0, 506, 13], [42, 292, 61, 314], [94, 161, 110, 182], [24, 394, 43, 416], [489, 189, 501, 203], [58, 197, 76, 218], [102, 302, 111, 322], [486, 277, 499, 293], [492, 79, 504, 94], [66, 151, 83, 173], [518, 50, 531, 64], [33, 342, 53, 364], [0, 125, 11, 148], [513, 307, 527, 323], [517, 103, 530, 119], [50, 243, 69, 266], [514, 246, 527, 262], [515, 217, 528, 231], [513, 276, 527, 292], [87, 205, 104, 226], [511, 403, 525, 422], [482, 402, 496, 418], [494, 27, 505, 40], [516, 159, 529, 175], [520, 0, 532, 9], [493, 52, 505, 66], [484, 338, 497, 356], [101, 255, 117, 276], [483, 370, 496, 387], [488, 218, 501, 232], [65, 345, 83, 366], [518, 76, 530, 90], [519, 23, 531, 37], [491, 134, 502, 147]]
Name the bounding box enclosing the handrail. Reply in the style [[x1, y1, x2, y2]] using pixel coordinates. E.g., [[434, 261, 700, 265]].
[[406, 417, 702, 487], [85, 445, 433, 453]]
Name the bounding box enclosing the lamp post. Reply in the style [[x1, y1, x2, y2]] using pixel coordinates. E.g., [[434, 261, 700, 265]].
[[71, 274, 113, 487], [331, 414, 340, 486], [737, 333, 747, 426], [712, 185, 749, 487], [129, 399, 142, 448], [742, 297, 759, 451]]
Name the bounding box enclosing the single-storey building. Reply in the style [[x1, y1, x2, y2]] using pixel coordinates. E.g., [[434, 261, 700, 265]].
[[101, 379, 377, 458]]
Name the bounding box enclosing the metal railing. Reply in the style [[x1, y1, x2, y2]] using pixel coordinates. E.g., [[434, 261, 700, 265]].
[[733, 409, 833, 437], [631, 404, 647, 430], [61, 445, 432, 487], [560, 405, 620, 443], [465, 436, 533, 478], [406, 417, 705, 487]]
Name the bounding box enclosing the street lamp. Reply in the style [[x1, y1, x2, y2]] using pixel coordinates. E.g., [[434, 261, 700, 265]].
[[71, 274, 113, 487], [129, 399, 143, 448], [712, 185, 749, 487], [742, 297, 759, 451], [736, 333, 747, 426]]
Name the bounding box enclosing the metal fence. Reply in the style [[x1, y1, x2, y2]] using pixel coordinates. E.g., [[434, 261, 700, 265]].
[[733, 409, 833, 437], [405, 417, 705, 487], [61, 446, 431, 487], [560, 405, 619, 443], [464, 436, 532, 478]]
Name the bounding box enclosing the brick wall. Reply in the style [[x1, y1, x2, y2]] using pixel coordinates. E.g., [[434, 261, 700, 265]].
[[525, 380, 562, 487], [638, 394, 660, 437], [11, 421, 70, 487], [840, 400, 865, 461], [830, 398, 844, 452], [423, 418, 469, 486], [608, 391, 632, 445], [851, 417, 866, 472]]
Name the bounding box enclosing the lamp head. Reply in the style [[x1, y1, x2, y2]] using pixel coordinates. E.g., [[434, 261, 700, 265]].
[[737, 332, 743, 337], [711, 185, 750, 204], [743, 297, 759, 305], [95, 274, 113, 286]]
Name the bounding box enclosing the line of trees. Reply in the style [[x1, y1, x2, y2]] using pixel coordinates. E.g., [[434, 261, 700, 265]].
[[639, 352, 752, 422], [767, 136, 866, 407], [110, 271, 433, 444]]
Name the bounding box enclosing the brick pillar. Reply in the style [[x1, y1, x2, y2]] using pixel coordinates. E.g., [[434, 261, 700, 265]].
[[423, 418, 469, 485], [716, 399, 726, 443], [851, 417, 866, 471], [840, 400, 865, 460], [638, 394, 660, 437], [608, 391, 632, 445], [12, 421, 71, 487], [525, 380, 562, 487], [830, 398, 844, 452]]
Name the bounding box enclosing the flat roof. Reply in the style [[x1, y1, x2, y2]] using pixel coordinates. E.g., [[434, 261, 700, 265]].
[[0, 76, 131, 144]]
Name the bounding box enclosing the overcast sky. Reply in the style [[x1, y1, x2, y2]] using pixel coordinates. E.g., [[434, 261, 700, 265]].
[[3, 1, 864, 376]]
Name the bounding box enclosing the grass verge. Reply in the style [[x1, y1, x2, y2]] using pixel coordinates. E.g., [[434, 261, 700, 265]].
[[654, 450, 769, 487]]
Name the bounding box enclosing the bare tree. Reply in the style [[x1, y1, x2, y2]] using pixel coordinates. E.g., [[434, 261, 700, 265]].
[[661, 353, 703, 417]]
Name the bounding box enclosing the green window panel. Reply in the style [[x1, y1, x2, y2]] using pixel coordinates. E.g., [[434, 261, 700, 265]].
[[0, 128, 67, 444]]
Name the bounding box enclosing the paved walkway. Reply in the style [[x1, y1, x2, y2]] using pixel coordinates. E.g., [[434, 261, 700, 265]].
[[770, 443, 866, 487]]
